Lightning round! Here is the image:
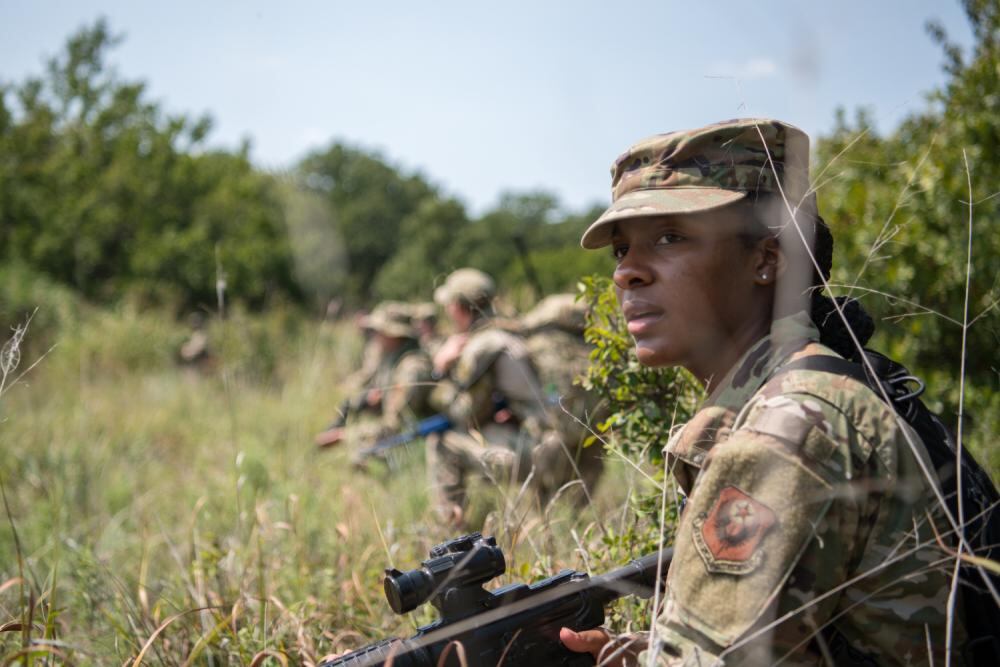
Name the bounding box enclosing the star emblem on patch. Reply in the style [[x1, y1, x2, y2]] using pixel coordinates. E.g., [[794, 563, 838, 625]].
[[693, 486, 778, 575]]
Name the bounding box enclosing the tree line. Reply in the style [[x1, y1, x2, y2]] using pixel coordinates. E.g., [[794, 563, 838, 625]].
[[0, 19, 611, 315], [2, 5, 997, 460]]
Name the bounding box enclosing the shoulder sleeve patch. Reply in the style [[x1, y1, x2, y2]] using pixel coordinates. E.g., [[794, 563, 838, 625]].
[[665, 434, 834, 647], [693, 486, 777, 575]]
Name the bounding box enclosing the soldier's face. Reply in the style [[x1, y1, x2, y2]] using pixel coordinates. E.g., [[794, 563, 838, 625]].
[[445, 301, 474, 332], [374, 331, 402, 352], [611, 208, 771, 382]]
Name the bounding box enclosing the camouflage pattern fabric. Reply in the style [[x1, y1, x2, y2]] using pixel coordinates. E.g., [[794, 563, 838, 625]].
[[521, 295, 608, 501], [638, 312, 965, 666], [581, 118, 810, 249], [427, 317, 551, 513], [344, 337, 382, 395], [404, 301, 444, 357], [344, 339, 434, 460]]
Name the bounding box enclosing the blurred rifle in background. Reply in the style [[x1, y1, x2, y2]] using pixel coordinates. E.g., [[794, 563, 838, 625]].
[[355, 413, 452, 461]]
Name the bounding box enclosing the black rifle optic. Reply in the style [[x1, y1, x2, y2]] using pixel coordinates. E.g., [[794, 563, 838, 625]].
[[320, 533, 672, 667]]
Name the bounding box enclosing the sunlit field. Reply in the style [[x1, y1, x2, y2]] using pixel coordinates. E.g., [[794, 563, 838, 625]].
[[4, 4, 1000, 664], [0, 305, 656, 665]]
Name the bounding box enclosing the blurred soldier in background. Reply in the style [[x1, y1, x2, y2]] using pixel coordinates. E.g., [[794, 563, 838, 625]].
[[406, 301, 443, 356], [341, 308, 382, 393], [427, 268, 553, 526], [520, 293, 608, 502], [178, 312, 214, 373], [315, 302, 434, 462]]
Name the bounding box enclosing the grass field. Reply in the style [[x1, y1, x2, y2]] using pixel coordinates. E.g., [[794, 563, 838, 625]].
[[0, 305, 659, 665]]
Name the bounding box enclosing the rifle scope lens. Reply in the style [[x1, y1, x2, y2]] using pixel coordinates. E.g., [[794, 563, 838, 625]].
[[384, 567, 435, 614]]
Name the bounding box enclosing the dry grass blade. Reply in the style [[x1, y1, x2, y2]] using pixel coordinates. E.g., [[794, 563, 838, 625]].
[[956, 553, 1000, 576], [249, 649, 289, 666], [847, 137, 937, 295], [822, 284, 962, 327], [182, 610, 237, 667], [494, 627, 523, 667], [0, 621, 39, 633], [435, 640, 468, 667], [0, 309, 33, 391], [2, 645, 68, 666], [0, 579, 23, 598], [129, 607, 214, 667], [0, 337, 20, 380]]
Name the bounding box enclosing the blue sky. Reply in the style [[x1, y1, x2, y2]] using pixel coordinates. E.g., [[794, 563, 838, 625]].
[[0, 1, 974, 214]]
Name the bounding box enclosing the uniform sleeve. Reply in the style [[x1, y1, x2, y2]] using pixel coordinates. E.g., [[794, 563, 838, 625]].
[[451, 357, 497, 426], [448, 331, 521, 426], [649, 392, 867, 665], [381, 352, 433, 431]]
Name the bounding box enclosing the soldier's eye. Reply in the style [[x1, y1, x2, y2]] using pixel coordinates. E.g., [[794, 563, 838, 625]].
[[655, 233, 683, 246], [611, 244, 628, 262]]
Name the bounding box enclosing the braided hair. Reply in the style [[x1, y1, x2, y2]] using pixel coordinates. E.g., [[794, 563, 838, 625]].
[[747, 197, 875, 360], [808, 217, 875, 360]]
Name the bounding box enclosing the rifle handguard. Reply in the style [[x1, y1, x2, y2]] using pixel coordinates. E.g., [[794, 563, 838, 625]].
[[320, 535, 672, 667]]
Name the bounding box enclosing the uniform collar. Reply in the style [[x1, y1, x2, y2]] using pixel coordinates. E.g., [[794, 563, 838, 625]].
[[381, 337, 420, 367], [468, 315, 494, 333], [665, 311, 820, 493], [704, 310, 820, 413]]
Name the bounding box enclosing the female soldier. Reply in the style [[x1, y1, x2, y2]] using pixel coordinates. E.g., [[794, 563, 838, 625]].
[[561, 119, 965, 665]]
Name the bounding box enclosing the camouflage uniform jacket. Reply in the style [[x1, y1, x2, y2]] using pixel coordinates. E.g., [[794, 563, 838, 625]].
[[640, 311, 963, 666], [361, 339, 434, 438], [432, 318, 550, 439]]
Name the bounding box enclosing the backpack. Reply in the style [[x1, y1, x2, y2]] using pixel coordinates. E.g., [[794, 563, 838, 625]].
[[779, 349, 1000, 665]]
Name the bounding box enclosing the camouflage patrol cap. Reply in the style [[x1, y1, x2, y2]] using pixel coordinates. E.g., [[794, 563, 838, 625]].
[[360, 301, 417, 339], [521, 293, 587, 334], [581, 118, 810, 249], [407, 302, 438, 324], [433, 268, 496, 307]]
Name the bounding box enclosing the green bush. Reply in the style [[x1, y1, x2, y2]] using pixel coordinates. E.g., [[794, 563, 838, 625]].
[[580, 276, 701, 555], [0, 262, 82, 354]]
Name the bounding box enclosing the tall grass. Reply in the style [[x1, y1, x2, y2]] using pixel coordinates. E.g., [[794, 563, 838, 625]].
[[0, 298, 651, 665]]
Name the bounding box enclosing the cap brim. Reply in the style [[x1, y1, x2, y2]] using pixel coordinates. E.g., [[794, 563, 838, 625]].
[[580, 188, 748, 249]]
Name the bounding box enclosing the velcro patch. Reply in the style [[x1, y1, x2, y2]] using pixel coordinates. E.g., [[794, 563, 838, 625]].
[[693, 486, 777, 575]]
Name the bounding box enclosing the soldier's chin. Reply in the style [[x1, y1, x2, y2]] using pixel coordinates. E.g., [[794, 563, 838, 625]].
[[633, 341, 672, 368]]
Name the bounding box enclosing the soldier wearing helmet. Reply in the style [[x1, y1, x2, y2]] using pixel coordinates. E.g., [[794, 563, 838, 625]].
[[427, 268, 552, 526], [315, 301, 434, 461], [520, 293, 608, 503]]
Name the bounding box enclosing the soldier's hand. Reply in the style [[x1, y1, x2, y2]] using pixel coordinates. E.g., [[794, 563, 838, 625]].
[[433, 333, 469, 376], [315, 427, 345, 449], [560, 628, 638, 667], [365, 387, 382, 407], [437, 502, 465, 530]]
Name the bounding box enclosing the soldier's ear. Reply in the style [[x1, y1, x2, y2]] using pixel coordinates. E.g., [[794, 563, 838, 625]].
[[753, 237, 782, 286]]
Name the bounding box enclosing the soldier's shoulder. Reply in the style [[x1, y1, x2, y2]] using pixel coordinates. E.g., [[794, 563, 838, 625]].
[[738, 353, 905, 477], [765, 358, 899, 438], [395, 348, 431, 372], [466, 325, 528, 357]]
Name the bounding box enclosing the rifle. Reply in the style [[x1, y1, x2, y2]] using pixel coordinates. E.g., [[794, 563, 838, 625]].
[[322, 393, 368, 431], [355, 414, 453, 461], [355, 389, 511, 461], [320, 533, 672, 667]]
